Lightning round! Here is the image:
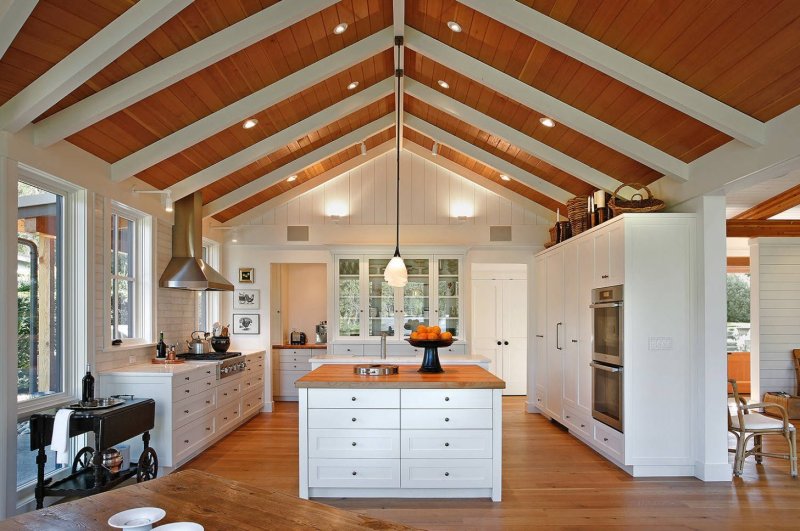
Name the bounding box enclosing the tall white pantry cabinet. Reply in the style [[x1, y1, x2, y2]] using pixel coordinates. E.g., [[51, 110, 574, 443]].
[[534, 214, 698, 477]]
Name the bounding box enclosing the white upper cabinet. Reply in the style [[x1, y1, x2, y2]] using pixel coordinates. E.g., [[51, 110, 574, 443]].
[[594, 224, 624, 288]]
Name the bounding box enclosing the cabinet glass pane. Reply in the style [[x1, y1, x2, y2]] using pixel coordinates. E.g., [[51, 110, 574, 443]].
[[402, 259, 430, 337], [338, 259, 360, 337], [368, 259, 394, 337], [438, 259, 460, 337]]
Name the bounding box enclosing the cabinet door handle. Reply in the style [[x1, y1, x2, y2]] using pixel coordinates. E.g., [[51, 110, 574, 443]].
[[185, 376, 190, 381], [352, 471, 357, 476], [556, 322, 563, 350], [444, 417, 450, 422], [535, 334, 544, 338], [444, 472, 450, 477], [352, 417, 357, 422], [602, 274, 609, 279], [184, 410, 189, 414], [352, 442, 357, 446], [444, 442, 450, 447], [504, 341, 509, 345], [571, 339, 578, 343], [496, 341, 501, 346]]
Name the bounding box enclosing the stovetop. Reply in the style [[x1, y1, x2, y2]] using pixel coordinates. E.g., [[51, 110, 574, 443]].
[[177, 352, 242, 361]]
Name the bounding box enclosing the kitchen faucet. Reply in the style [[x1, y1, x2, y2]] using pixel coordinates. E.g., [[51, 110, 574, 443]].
[[380, 332, 387, 359]]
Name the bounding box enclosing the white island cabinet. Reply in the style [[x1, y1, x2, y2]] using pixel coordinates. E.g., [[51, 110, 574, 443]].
[[296, 364, 505, 501], [99, 350, 265, 469]]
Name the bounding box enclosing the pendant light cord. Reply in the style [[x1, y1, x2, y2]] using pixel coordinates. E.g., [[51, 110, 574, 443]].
[[394, 38, 402, 258]]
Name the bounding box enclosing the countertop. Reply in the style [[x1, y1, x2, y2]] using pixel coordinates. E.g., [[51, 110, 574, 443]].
[[272, 344, 327, 349], [0, 469, 415, 530], [99, 349, 265, 377], [295, 364, 505, 389], [310, 354, 491, 365]]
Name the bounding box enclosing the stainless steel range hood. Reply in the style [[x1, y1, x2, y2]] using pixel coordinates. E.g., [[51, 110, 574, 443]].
[[159, 192, 233, 291]]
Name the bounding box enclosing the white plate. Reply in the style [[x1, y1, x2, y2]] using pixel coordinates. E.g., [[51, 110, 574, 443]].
[[157, 523, 204, 531], [108, 507, 166, 530]]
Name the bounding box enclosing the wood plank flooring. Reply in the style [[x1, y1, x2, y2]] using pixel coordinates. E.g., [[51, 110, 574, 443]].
[[183, 397, 800, 529]]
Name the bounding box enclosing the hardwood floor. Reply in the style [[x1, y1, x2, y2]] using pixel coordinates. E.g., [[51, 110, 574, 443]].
[[184, 397, 800, 529]]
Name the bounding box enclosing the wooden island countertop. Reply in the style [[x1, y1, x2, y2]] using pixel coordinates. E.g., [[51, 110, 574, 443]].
[[295, 364, 505, 389]]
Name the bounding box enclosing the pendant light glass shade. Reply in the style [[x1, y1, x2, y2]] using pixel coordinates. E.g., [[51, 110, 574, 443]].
[[385, 254, 408, 287], [386, 37, 408, 289]]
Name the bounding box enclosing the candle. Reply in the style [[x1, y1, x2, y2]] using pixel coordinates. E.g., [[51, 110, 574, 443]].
[[556, 208, 560, 222], [594, 190, 606, 209], [588, 196, 593, 213]]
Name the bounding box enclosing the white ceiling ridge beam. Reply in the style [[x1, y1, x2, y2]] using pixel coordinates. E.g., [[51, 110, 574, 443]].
[[405, 78, 626, 196], [460, 0, 765, 148], [111, 27, 394, 182], [393, 0, 404, 149], [32, 0, 338, 148], [404, 139, 556, 219], [221, 139, 396, 226], [405, 27, 689, 182], [404, 114, 572, 204], [203, 114, 395, 217], [0, 0, 38, 60], [0, 0, 191, 133], [170, 78, 393, 200]]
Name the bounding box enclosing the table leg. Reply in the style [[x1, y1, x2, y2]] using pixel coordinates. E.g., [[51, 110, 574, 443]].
[[93, 432, 103, 490], [35, 445, 46, 510]]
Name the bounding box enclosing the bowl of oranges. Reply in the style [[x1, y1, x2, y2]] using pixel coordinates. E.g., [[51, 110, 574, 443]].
[[406, 325, 455, 348]]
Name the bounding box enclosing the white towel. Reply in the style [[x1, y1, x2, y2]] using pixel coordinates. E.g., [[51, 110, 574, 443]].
[[51, 409, 74, 466]]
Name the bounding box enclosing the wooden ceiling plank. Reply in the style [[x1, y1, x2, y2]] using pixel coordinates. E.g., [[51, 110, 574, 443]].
[[110, 27, 393, 182], [459, 0, 766, 148], [732, 183, 800, 220], [405, 113, 571, 204], [32, 0, 337, 148], [0, 0, 192, 133], [405, 78, 624, 195], [203, 114, 395, 217], [170, 77, 393, 199], [404, 27, 690, 182], [726, 219, 800, 237], [0, 0, 38, 60]]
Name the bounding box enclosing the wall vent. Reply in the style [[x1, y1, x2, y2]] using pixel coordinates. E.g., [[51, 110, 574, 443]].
[[489, 226, 512, 242], [287, 226, 309, 242]]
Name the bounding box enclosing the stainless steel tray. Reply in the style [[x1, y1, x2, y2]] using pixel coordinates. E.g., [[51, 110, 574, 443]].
[[67, 397, 127, 410], [354, 364, 399, 376]]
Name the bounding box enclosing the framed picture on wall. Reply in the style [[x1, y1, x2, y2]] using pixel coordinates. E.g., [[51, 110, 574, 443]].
[[233, 289, 260, 310], [239, 267, 254, 283], [233, 313, 259, 334]]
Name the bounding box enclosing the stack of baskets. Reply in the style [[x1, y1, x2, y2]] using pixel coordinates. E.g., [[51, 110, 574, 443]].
[[608, 183, 665, 215], [566, 196, 589, 235]]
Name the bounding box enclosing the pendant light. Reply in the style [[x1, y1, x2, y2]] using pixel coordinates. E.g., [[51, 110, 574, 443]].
[[384, 37, 408, 288]]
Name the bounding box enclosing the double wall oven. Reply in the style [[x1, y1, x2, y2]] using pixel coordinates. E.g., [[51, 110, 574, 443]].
[[590, 285, 623, 432]]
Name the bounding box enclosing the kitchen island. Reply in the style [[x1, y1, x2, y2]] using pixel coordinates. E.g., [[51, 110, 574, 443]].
[[295, 364, 505, 501]]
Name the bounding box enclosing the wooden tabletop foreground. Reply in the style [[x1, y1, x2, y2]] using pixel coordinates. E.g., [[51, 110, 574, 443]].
[[0, 469, 415, 531], [295, 364, 506, 389]]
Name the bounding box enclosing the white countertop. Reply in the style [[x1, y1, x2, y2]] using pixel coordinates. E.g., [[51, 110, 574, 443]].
[[100, 350, 266, 377], [310, 354, 490, 365]]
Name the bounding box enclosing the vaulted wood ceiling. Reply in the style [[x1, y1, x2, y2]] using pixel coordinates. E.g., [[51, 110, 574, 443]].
[[1, 0, 800, 224]]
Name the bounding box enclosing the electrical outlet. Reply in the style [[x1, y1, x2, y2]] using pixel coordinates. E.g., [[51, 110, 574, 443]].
[[129, 355, 136, 365], [648, 337, 673, 351]]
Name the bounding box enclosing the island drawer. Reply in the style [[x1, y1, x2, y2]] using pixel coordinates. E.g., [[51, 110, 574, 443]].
[[309, 429, 400, 459], [217, 377, 242, 405], [439, 344, 466, 355], [173, 387, 216, 429], [279, 352, 312, 363], [330, 344, 364, 356], [401, 429, 492, 459], [280, 361, 311, 371], [593, 421, 624, 461], [308, 389, 400, 409], [562, 404, 592, 440], [173, 375, 216, 401], [308, 458, 400, 488], [172, 367, 216, 388], [216, 401, 241, 432], [174, 414, 214, 463], [401, 458, 493, 489], [401, 409, 492, 430], [401, 389, 492, 409], [308, 408, 399, 429]]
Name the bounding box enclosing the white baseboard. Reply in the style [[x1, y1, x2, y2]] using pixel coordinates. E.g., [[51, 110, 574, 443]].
[[694, 461, 732, 482], [261, 401, 274, 413]]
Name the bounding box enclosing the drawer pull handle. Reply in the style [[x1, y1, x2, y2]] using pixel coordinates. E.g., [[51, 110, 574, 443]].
[[602, 274, 609, 279], [603, 437, 609, 442], [184, 439, 189, 444], [224, 393, 228, 396], [352, 442, 357, 446], [351, 397, 357, 401], [206, 400, 211, 404], [444, 472, 450, 477], [185, 389, 190, 394], [185, 376, 190, 381], [206, 370, 212, 374], [565, 415, 570, 419], [206, 427, 211, 431], [247, 403, 251, 407], [444, 442, 450, 447], [184, 409, 189, 414], [352, 471, 357, 476], [444, 397, 450, 402], [352, 418, 357, 422], [445, 417, 450, 422], [223, 417, 228, 421], [580, 424, 585, 428]]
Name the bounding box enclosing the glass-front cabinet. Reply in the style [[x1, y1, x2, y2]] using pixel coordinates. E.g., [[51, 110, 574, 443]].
[[334, 254, 463, 343]]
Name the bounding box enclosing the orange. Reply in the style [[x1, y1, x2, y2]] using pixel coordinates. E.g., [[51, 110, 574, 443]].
[[428, 332, 440, 340], [441, 331, 453, 340], [430, 326, 441, 334], [417, 333, 428, 340], [410, 332, 418, 340], [416, 325, 427, 333]]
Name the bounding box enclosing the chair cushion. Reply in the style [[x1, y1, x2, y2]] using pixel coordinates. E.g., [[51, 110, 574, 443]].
[[730, 412, 787, 431]]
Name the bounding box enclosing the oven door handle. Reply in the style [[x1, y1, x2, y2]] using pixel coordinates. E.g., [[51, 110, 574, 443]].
[[590, 362, 622, 373], [590, 302, 622, 308]]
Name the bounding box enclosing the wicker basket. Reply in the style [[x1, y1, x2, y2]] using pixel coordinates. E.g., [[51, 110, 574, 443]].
[[566, 196, 590, 235], [608, 183, 665, 215]]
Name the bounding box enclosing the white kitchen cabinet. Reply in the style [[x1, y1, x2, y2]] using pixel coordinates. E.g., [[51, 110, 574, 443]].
[[534, 256, 547, 407], [562, 242, 579, 413], [272, 348, 313, 401], [544, 251, 564, 419], [593, 223, 624, 288]]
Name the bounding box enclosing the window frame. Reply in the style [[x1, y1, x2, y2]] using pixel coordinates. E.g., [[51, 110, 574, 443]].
[[197, 239, 221, 331]]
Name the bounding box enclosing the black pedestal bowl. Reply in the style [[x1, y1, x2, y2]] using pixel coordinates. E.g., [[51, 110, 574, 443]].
[[406, 338, 455, 373]]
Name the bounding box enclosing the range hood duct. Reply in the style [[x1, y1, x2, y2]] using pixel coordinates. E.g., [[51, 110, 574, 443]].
[[159, 192, 233, 291]]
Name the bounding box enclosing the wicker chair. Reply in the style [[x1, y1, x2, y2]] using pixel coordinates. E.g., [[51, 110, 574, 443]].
[[728, 379, 797, 477]]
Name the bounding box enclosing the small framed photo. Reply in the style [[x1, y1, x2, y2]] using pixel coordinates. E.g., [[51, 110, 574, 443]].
[[239, 267, 254, 283], [234, 289, 260, 310], [233, 313, 260, 334]]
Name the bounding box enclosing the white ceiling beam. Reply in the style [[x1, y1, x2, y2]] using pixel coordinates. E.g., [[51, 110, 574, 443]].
[[393, 0, 405, 149], [32, 0, 338, 148], [461, 0, 766, 148], [405, 79, 626, 196], [0, 0, 37, 60], [111, 27, 393, 182], [404, 114, 572, 204], [203, 114, 395, 217], [405, 27, 689, 182], [221, 139, 396, 226], [0, 0, 191, 133], [170, 78, 393, 200]]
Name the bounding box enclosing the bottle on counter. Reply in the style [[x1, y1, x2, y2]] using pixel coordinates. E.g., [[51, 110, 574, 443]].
[[81, 364, 95, 403], [156, 331, 167, 358]]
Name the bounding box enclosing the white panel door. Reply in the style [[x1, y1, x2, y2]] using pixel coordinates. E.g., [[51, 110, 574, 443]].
[[502, 279, 527, 396], [471, 279, 502, 377], [562, 242, 579, 409], [608, 223, 625, 286], [545, 251, 564, 421], [593, 230, 610, 288], [534, 257, 547, 397], [577, 236, 595, 415]]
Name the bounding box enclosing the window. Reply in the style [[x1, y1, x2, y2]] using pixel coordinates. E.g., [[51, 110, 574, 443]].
[[196, 241, 220, 332], [726, 273, 751, 353], [110, 212, 136, 339]]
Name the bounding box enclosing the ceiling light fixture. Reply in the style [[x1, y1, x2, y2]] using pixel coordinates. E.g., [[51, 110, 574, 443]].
[[447, 21, 462, 32], [347, 81, 359, 90], [539, 117, 555, 128], [287, 175, 297, 182], [360, 142, 367, 156], [385, 38, 408, 288], [333, 22, 348, 35], [432, 142, 439, 156], [242, 118, 258, 129], [437, 80, 449, 89], [500, 174, 511, 182]]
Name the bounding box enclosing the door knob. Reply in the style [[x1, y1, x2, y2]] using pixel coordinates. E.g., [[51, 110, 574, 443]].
[[504, 341, 508, 345], [496, 341, 501, 345]]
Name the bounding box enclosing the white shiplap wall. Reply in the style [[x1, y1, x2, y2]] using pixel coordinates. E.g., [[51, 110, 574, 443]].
[[750, 238, 800, 396], [247, 150, 552, 227]]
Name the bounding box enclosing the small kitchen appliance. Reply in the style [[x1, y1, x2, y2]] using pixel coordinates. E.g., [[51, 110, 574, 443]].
[[315, 321, 327, 344], [290, 330, 307, 345]]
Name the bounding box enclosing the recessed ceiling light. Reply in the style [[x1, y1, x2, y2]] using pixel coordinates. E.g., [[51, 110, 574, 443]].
[[333, 22, 348, 35], [242, 118, 258, 129], [437, 80, 449, 89], [287, 175, 297, 182], [500, 174, 511, 182], [447, 21, 462, 32], [539, 117, 555, 128], [347, 81, 359, 90]]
